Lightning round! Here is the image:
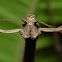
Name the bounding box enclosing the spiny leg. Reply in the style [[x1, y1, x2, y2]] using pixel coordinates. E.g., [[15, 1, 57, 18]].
[[0, 29, 22, 33], [39, 26, 62, 32]]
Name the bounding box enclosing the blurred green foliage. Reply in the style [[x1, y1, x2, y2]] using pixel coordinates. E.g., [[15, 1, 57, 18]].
[[0, 0, 62, 62]]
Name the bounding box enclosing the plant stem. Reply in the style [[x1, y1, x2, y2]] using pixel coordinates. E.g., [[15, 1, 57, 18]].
[[23, 38, 37, 62]]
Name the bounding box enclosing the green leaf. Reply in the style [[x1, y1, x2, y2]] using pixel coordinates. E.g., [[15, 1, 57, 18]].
[[0, 0, 62, 62]]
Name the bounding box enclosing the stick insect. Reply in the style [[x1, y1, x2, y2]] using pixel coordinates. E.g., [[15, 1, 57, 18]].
[[0, 14, 62, 39]]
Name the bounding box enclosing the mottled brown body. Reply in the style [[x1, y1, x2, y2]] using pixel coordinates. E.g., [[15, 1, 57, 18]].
[[21, 25, 41, 39], [21, 14, 41, 39]]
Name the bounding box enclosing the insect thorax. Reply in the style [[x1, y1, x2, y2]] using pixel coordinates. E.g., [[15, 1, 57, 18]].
[[21, 25, 41, 39], [21, 14, 41, 39]]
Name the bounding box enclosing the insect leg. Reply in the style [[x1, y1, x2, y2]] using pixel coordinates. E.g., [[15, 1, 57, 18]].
[[0, 29, 22, 33], [39, 26, 62, 32]]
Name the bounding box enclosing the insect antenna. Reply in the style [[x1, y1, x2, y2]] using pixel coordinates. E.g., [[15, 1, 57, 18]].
[[0, 19, 22, 20], [38, 20, 53, 28], [39, 20, 62, 33]]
